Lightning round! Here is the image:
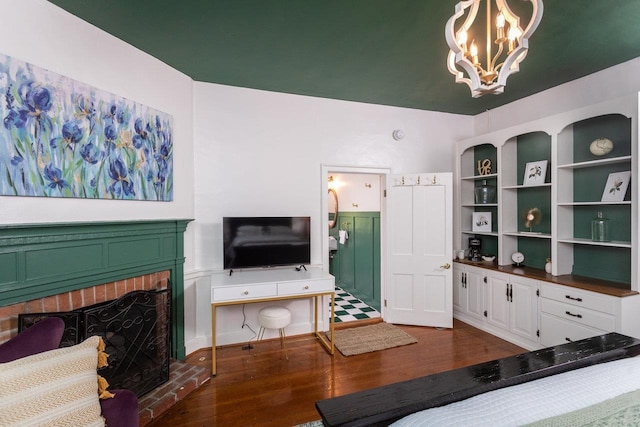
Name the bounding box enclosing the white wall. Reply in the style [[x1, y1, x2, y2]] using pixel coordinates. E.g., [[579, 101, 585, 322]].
[[330, 173, 381, 212], [0, 0, 195, 232], [15, 0, 640, 356], [473, 58, 640, 135], [188, 83, 472, 351]]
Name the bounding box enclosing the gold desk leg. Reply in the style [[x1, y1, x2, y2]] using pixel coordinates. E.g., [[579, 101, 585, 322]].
[[211, 304, 217, 376], [314, 292, 335, 355]]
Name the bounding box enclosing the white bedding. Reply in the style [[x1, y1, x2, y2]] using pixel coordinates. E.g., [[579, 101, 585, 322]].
[[392, 357, 640, 427]]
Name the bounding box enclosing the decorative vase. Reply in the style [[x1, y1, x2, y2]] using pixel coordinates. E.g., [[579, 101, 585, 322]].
[[545, 258, 552, 274], [474, 180, 496, 204], [591, 212, 611, 242]]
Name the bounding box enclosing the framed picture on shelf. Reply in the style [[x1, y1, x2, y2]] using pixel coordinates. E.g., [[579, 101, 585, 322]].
[[523, 160, 548, 186], [472, 212, 492, 233], [601, 171, 631, 202]]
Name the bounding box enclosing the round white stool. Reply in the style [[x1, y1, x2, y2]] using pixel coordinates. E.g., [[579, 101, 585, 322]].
[[257, 306, 291, 360]]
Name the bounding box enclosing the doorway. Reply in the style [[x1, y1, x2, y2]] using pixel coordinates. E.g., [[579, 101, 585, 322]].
[[322, 166, 389, 322]]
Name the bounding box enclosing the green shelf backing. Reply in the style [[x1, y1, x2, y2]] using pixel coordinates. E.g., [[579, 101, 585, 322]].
[[573, 205, 631, 242], [572, 245, 631, 285], [572, 114, 632, 163], [473, 144, 498, 176], [517, 187, 552, 234], [517, 132, 552, 186], [573, 163, 631, 203], [517, 237, 551, 270]]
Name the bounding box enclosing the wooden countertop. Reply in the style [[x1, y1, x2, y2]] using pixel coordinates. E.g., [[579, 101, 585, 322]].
[[454, 259, 638, 298]]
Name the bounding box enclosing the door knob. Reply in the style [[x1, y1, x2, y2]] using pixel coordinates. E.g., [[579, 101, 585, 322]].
[[440, 263, 451, 269]]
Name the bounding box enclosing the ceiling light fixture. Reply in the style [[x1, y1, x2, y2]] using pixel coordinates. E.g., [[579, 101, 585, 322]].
[[445, 0, 543, 97]]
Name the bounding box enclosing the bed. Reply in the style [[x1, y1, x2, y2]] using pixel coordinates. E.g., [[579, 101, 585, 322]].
[[315, 332, 640, 427]]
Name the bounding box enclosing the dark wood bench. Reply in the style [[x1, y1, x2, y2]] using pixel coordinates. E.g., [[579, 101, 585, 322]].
[[315, 333, 640, 427]]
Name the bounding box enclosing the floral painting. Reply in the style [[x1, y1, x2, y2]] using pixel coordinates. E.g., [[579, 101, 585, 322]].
[[0, 53, 173, 201], [522, 160, 548, 186], [601, 171, 630, 202]]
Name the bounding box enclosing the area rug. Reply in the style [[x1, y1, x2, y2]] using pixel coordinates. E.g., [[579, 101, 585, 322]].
[[331, 322, 417, 356]]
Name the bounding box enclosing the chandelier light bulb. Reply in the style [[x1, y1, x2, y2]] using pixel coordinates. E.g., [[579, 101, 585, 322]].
[[458, 29, 468, 49], [496, 11, 505, 39]]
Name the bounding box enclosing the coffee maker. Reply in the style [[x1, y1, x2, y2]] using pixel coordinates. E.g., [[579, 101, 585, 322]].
[[468, 237, 482, 261]]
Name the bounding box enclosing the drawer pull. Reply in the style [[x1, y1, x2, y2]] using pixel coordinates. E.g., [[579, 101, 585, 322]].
[[565, 337, 573, 342], [243, 290, 249, 295], [304, 285, 310, 290], [565, 310, 583, 319], [565, 295, 583, 302]]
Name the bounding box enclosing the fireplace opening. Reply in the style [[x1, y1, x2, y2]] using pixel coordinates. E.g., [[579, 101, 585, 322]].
[[19, 287, 171, 397]]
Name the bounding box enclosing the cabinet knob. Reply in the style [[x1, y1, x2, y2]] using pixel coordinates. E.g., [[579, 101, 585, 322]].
[[304, 285, 310, 290], [243, 290, 249, 295]]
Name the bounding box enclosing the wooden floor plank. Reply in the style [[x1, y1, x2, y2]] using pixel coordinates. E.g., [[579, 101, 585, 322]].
[[150, 320, 525, 426]]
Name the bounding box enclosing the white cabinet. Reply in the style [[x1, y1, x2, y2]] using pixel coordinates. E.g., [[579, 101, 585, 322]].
[[453, 264, 465, 312], [509, 275, 540, 342], [485, 270, 539, 346], [539, 282, 617, 347], [454, 94, 640, 348], [454, 263, 540, 349], [453, 264, 484, 322], [454, 261, 640, 350], [486, 271, 510, 330]]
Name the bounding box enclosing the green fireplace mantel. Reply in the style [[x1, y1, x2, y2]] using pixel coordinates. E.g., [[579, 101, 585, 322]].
[[0, 219, 192, 360]]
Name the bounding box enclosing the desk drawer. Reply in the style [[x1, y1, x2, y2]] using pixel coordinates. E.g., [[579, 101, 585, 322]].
[[540, 298, 615, 331], [278, 278, 334, 296], [212, 283, 277, 302]]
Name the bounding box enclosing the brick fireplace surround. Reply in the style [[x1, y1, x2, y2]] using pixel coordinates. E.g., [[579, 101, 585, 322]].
[[0, 271, 210, 425], [0, 271, 170, 344]]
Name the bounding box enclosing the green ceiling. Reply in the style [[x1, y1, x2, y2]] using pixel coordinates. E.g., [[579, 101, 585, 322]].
[[48, 1, 640, 115]]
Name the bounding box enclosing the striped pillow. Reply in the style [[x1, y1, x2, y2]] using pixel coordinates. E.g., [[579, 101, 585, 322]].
[[0, 335, 105, 427]]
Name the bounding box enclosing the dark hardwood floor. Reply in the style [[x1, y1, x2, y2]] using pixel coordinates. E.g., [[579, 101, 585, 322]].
[[150, 319, 525, 427]]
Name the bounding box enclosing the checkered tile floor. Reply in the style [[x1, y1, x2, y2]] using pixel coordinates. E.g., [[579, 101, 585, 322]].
[[332, 286, 381, 323]]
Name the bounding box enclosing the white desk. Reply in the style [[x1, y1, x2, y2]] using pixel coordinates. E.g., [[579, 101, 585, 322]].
[[210, 268, 335, 375]]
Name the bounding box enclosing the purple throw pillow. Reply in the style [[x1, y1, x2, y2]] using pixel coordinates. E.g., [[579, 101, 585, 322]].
[[0, 317, 65, 363]]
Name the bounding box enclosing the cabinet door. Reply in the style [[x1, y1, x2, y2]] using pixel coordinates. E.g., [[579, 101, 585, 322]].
[[509, 276, 539, 342], [485, 272, 510, 330], [466, 267, 484, 320], [453, 265, 467, 313]]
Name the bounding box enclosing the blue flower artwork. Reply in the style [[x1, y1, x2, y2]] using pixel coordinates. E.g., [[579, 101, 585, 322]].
[[0, 53, 173, 201]]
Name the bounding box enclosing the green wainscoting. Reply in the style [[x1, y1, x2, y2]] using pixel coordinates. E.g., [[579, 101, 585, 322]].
[[329, 212, 380, 311], [0, 220, 192, 360]]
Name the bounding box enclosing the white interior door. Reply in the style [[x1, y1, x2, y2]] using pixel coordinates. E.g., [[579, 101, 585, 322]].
[[384, 173, 453, 328]]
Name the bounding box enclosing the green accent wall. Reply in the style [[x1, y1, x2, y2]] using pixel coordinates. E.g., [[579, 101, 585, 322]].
[[0, 220, 192, 360], [329, 211, 380, 311]]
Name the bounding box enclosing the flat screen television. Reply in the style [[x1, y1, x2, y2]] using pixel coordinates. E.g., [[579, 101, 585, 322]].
[[223, 216, 311, 270]]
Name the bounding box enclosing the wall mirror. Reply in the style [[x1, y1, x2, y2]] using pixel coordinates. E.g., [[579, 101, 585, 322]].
[[328, 188, 338, 229]]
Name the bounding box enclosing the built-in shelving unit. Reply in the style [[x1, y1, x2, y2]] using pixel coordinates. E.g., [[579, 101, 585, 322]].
[[455, 95, 638, 292]]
